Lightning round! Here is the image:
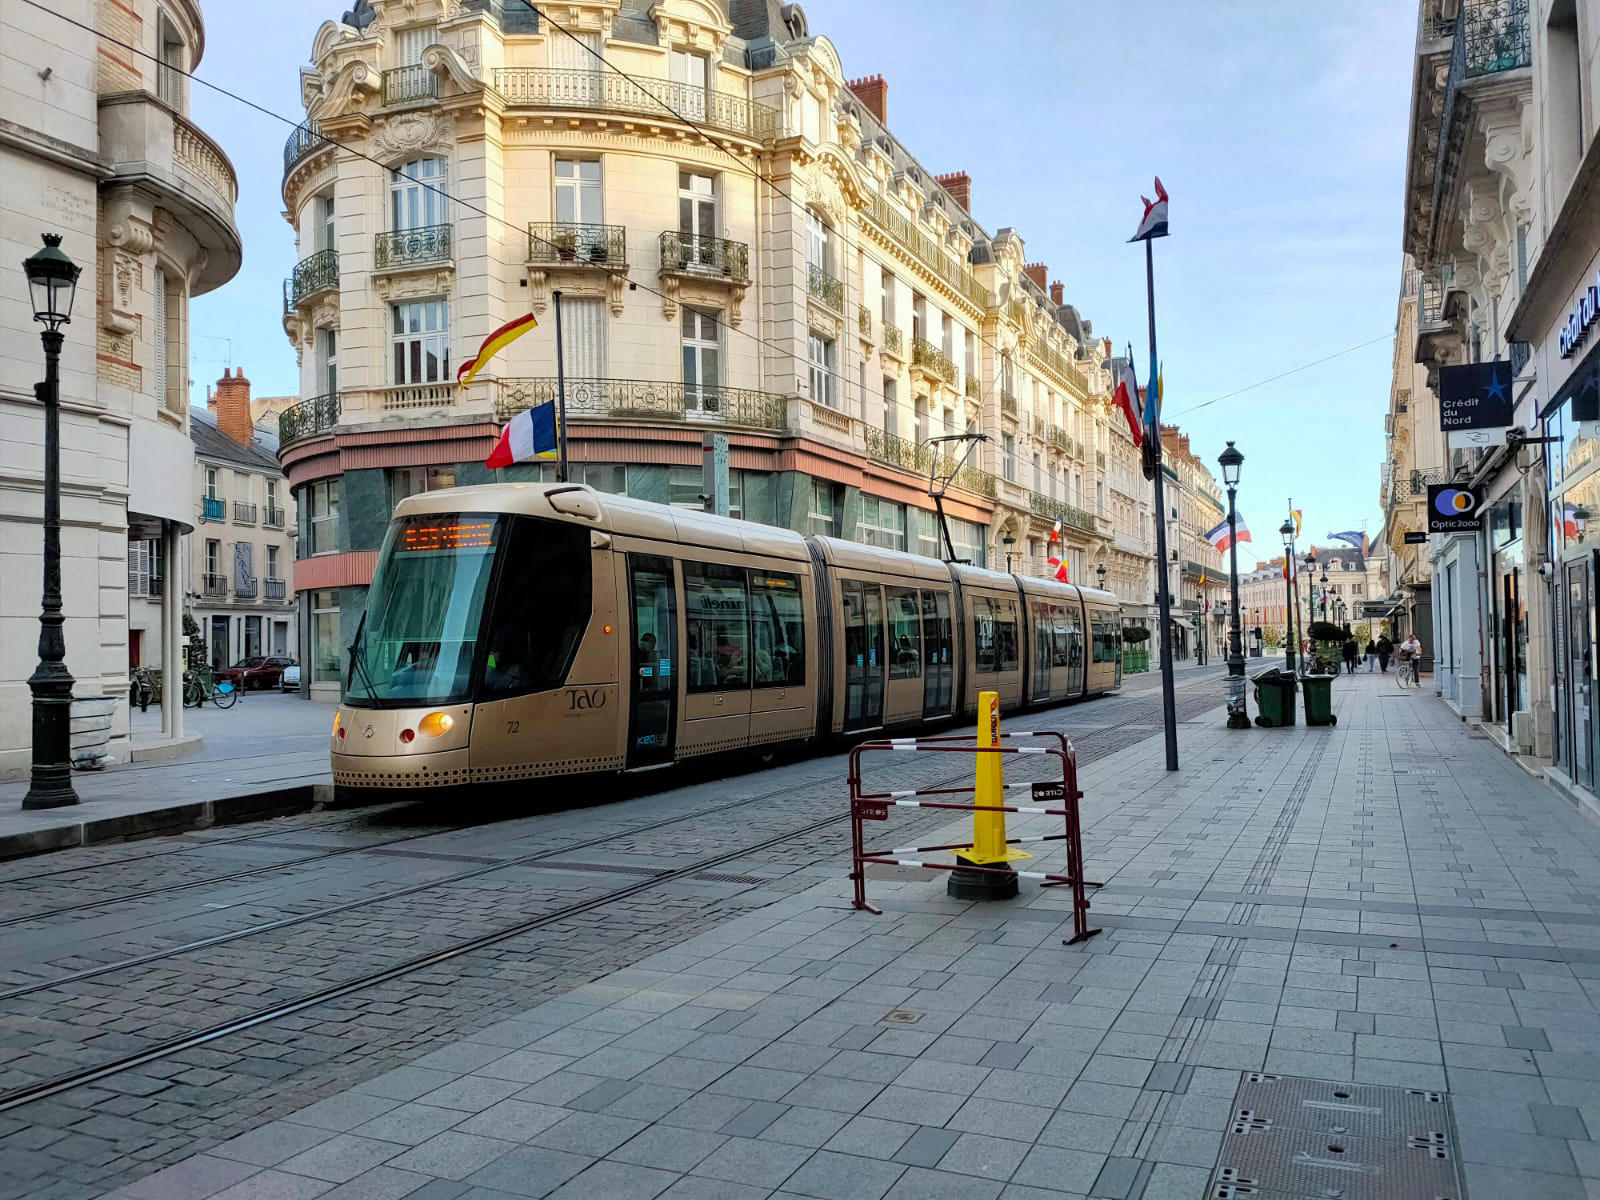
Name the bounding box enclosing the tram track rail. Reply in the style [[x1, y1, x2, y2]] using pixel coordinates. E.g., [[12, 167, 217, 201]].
[[0, 677, 1229, 1120]]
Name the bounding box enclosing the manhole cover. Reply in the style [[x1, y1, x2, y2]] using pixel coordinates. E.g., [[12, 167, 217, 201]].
[[1207, 1075, 1465, 1200]]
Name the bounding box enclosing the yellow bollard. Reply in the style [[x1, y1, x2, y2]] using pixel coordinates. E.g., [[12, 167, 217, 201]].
[[949, 691, 1028, 899]]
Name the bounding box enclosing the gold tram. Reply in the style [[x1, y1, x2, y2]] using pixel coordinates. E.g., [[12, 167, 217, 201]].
[[331, 482, 1124, 793]]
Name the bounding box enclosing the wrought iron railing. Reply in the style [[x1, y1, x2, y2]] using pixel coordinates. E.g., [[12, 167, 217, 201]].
[[1029, 492, 1096, 532], [864, 194, 988, 309], [265, 578, 287, 600], [807, 264, 843, 310], [658, 231, 749, 282], [264, 506, 285, 529], [1001, 390, 1018, 418], [232, 501, 257, 525], [234, 575, 259, 600], [528, 222, 627, 266], [858, 305, 872, 338], [491, 68, 781, 141], [1096, 450, 1107, 469], [375, 224, 452, 269], [861, 427, 996, 498], [497, 377, 787, 432], [279, 393, 340, 445], [283, 120, 328, 176], [882, 323, 904, 357], [202, 497, 225, 522], [383, 65, 437, 105], [145, 574, 165, 598], [1463, 0, 1530, 76], [289, 248, 338, 307], [202, 574, 227, 599], [965, 375, 980, 400], [912, 338, 957, 384], [1046, 426, 1069, 453], [1401, 466, 1448, 497], [1030, 341, 1075, 385]]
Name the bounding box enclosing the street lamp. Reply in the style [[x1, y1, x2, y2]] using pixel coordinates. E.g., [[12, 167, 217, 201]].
[[1279, 519, 1297, 675], [1002, 532, 1016, 573], [1218, 441, 1248, 728], [1319, 570, 1329, 618], [21, 233, 82, 810], [1096, 563, 1107, 591]]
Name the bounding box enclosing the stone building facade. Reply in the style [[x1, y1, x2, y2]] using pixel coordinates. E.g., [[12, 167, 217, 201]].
[[1, 0, 239, 773], [271, 0, 1151, 700]]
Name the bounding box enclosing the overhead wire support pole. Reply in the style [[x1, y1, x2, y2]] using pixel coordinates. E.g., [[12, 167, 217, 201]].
[[553, 290, 568, 483], [925, 432, 987, 563], [1145, 238, 1179, 772]]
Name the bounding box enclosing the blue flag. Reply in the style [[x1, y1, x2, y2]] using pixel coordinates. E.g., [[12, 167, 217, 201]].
[[1327, 531, 1366, 554]]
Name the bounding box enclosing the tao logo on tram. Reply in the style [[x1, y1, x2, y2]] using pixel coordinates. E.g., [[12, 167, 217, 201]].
[[566, 687, 607, 712]]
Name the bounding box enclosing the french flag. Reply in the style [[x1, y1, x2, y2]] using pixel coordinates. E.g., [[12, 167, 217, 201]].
[[1112, 358, 1143, 447], [486, 401, 558, 468], [1205, 515, 1250, 554], [1130, 177, 1170, 242]]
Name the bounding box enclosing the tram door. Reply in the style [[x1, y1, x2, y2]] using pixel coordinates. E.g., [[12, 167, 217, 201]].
[[921, 590, 954, 718], [843, 580, 885, 731], [626, 555, 677, 768], [1032, 603, 1054, 701]]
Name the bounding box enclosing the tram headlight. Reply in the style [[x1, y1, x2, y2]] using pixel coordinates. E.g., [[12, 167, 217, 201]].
[[417, 711, 454, 739]]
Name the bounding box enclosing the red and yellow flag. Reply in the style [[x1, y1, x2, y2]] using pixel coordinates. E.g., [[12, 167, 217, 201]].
[[457, 313, 538, 389]]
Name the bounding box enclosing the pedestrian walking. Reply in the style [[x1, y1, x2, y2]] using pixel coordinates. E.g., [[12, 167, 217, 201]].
[[1365, 639, 1377, 671], [1342, 636, 1359, 675], [1377, 635, 1393, 673]]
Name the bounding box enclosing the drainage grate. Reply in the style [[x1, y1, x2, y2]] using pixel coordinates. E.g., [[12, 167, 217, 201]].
[[882, 1010, 924, 1025], [1207, 1074, 1466, 1200]]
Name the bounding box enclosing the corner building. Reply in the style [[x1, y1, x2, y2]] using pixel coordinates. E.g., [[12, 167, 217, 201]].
[[1, 0, 240, 771], [276, 0, 1145, 701]]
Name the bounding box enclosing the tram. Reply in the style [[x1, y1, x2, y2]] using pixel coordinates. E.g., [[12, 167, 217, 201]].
[[330, 482, 1124, 793]]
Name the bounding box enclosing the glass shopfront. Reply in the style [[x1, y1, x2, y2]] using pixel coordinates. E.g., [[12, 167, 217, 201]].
[[1487, 499, 1527, 730], [1545, 367, 1600, 793]]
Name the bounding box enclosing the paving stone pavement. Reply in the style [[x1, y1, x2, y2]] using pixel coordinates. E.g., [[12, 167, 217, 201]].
[[74, 670, 1600, 1200]]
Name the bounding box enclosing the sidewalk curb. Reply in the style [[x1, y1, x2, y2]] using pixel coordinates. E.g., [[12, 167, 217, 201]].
[[0, 784, 334, 862]]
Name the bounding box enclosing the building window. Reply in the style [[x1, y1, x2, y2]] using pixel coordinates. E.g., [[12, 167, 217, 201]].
[[555, 158, 603, 224], [390, 158, 448, 231], [883, 377, 897, 436], [912, 293, 926, 343], [319, 328, 338, 396], [312, 589, 341, 683], [805, 209, 830, 276], [668, 466, 704, 509], [914, 396, 929, 445], [858, 496, 907, 551], [157, 17, 185, 110], [204, 538, 220, 579], [390, 465, 456, 509], [267, 544, 280, 582], [1003, 434, 1016, 483], [682, 307, 722, 413], [205, 466, 220, 501], [670, 48, 710, 120], [1032, 452, 1042, 493], [809, 334, 837, 409], [880, 268, 895, 325], [307, 479, 340, 556], [808, 479, 840, 537], [678, 170, 717, 252], [317, 192, 336, 251], [391, 299, 449, 385]]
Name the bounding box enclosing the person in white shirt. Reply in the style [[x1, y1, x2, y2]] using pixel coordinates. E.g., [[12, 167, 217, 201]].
[[1398, 634, 1422, 685]]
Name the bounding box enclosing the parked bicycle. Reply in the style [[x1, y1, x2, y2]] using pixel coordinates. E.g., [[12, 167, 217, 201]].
[[1395, 655, 1421, 689], [129, 666, 152, 713], [183, 665, 238, 709]]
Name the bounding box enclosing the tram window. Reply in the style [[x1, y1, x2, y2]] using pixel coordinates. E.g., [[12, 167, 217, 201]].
[[750, 571, 804, 687], [975, 598, 996, 672], [1052, 613, 1073, 667], [480, 517, 592, 697], [994, 599, 1019, 672], [685, 562, 749, 692], [888, 588, 921, 679], [921, 590, 952, 665]]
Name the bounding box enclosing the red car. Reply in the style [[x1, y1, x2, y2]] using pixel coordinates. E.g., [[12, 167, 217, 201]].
[[215, 656, 297, 691]]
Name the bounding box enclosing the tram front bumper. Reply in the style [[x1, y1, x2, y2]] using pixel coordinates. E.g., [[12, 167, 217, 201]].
[[332, 705, 473, 789]]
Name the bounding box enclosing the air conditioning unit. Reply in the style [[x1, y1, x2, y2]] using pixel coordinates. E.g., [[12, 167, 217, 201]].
[[1511, 710, 1535, 754]]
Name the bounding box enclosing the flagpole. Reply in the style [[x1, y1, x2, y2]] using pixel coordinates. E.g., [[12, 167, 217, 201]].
[[553, 289, 569, 484], [1145, 237, 1179, 772]]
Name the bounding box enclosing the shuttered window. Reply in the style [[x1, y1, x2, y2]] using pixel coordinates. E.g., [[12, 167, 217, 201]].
[[395, 25, 435, 66], [560, 297, 606, 379], [153, 268, 169, 412]]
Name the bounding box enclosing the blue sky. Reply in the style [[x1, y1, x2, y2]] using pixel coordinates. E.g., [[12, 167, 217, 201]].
[[187, 0, 1414, 553]]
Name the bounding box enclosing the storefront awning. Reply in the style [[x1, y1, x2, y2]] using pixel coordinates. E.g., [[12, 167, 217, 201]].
[[1169, 617, 1195, 632]]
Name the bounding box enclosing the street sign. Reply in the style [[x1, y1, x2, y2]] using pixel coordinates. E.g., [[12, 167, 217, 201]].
[[1448, 427, 1510, 449], [1404, 531, 1428, 545], [1439, 360, 1514, 433], [1426, 483, 1484, 534]]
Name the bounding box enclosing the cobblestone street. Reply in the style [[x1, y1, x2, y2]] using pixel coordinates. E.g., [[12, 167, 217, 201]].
[[0, 668, 1222, 1199]]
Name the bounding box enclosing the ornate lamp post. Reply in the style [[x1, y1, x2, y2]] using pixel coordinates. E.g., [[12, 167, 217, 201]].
[[1319, 570, 1330, 619], [21, 234, 82, 810], [1096, 563, 1107, 591], [1218, 442, 1248, 727], [1279, 519, 1297, 676], [1002, 532, 1016, 573]]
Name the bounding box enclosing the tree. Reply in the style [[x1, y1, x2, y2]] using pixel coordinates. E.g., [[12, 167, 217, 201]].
[[1353, 623, 1372, 645], [183, 613, 205, 670], [1122, 626, 1150, 644]]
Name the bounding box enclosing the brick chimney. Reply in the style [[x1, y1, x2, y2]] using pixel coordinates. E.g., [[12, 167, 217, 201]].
[[213, 367, 254, 447], [934, 171, 971, 212], [1023, 262, 1048, 292], [1049, 280, 1064, 306], [846, 74, 886, 124]]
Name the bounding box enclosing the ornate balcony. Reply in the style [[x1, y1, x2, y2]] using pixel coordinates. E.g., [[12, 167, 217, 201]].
[[497, 377, 787, 432], [288, 249, 338, 308], [491, 68, 781, 142], [861, 427, 996, 499], [383, 65, 437, 106], [1046, 426, 1069, 454], [882, 323, 905, 359], [265, 578, 287, 600], [1096, 450, 1107, 469], [375, 224, 452, 269], [1463, 0, 1531, 76], [528, 222, 627, 267], [1001, 391, 1019, 419], [279, 393, 340, 446], [232, 501, 257, 525], [658, 231, 748, 282], [283, 120, 329, 177], [965, 375, 980, 400], [807, 264, 843, 311], [264, 506, 286, 529], [858, 305, 872, 339], [863, 194, 988, 310], [911, 339, 957, 385], [1029, 492, 1097, 533], [202, 497, 225, 522]]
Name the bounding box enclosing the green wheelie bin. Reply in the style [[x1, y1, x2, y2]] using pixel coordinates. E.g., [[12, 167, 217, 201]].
[[1252, 668, 1297, 728], [1302, 673, 1337, 726]]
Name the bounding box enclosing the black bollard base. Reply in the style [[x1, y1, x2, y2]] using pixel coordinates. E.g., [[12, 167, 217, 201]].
[[946, 854, 1019, 901]]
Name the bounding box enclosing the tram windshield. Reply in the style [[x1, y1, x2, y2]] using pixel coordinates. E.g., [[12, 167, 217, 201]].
[[347, 514, 502, 707]]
